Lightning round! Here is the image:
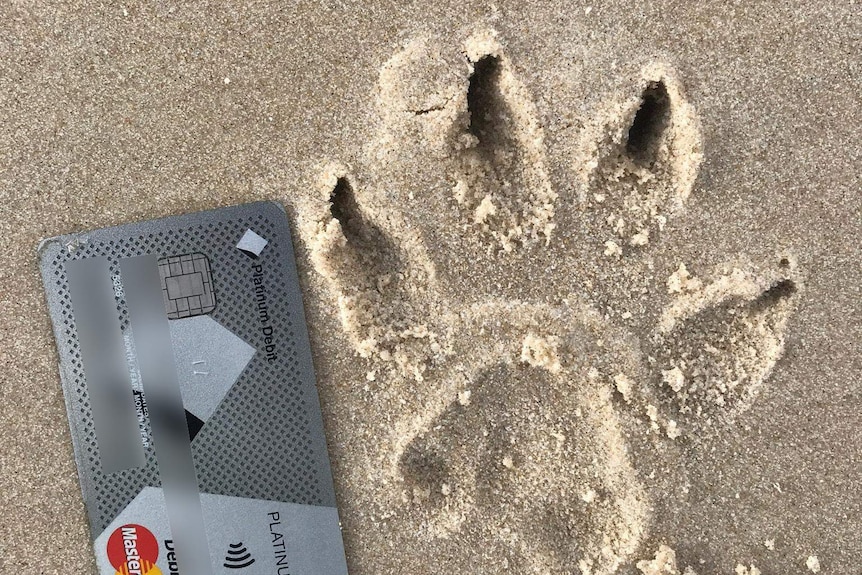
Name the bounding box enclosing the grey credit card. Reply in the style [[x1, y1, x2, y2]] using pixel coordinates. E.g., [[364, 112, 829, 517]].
[[38, 201, 348, 575]]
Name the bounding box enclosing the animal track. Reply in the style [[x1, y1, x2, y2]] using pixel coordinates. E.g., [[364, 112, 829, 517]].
[[650, 264, 798, 428], [370, 31, 556, 253], [392, 302, 648, 574], [299, 29, 800, 575], [308, 170, 449, 379], [577, 64, 703, 254], [455, 40, 557, 250]]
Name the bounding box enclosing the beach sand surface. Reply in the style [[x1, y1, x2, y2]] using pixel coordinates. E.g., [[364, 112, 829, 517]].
[[0, 1, 859, 573]]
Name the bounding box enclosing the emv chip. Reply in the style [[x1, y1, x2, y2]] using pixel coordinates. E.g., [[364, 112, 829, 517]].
[[158, 252, 216, 319]]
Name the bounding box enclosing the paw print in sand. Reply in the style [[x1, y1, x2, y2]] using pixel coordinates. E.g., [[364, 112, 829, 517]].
[[298, 29, 800, 575]]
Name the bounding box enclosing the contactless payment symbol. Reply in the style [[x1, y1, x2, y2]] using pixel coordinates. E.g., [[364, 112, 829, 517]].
[[223, 541, 255, 569], [106, 524, 161, 575]]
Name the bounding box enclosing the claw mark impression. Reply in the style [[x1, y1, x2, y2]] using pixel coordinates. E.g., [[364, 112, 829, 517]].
[[309, 165, 450, 380], [373, 31, 557, 252], [653, 260, 800, 426], [454, 31, 557, 250], [579, 64, 704, 254]]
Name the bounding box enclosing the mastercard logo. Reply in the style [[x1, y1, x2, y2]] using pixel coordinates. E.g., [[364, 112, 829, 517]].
[[106, 524, 162, 575]]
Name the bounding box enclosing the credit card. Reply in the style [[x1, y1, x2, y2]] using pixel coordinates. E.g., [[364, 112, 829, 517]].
[[38, 201, 348, 575]]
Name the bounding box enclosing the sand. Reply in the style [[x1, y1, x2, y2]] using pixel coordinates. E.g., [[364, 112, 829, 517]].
[[0, 2, 859, 574]]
